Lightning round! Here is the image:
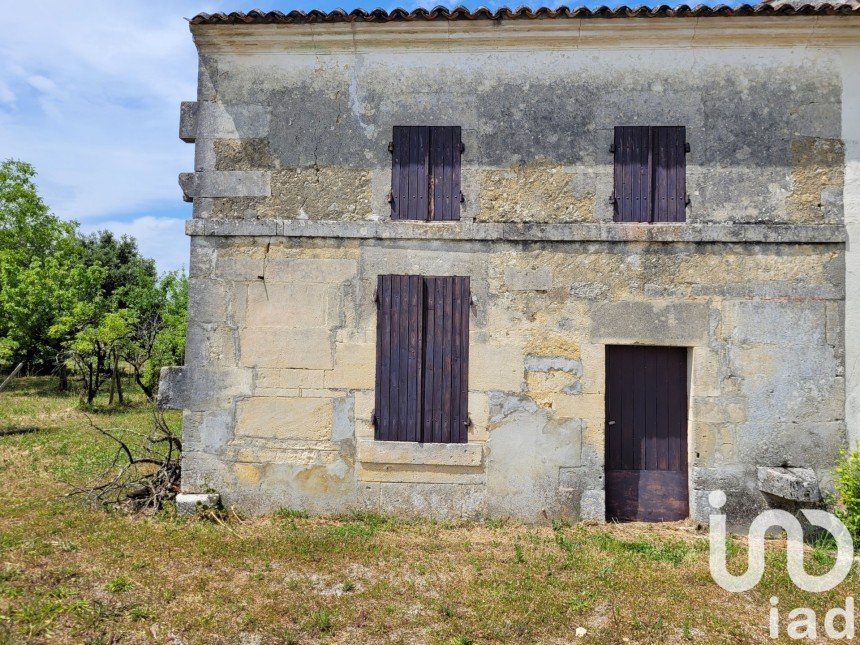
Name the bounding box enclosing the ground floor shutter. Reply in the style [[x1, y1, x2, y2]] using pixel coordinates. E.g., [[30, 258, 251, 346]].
[[375, 275, 469, 443]]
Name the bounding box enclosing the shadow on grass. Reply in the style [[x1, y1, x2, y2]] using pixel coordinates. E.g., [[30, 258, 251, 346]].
[[0, 427, 42, 437]]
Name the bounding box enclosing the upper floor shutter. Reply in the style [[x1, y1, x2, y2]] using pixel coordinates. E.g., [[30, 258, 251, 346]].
[[429, 126, 462, 221], [651, 126, 687, 223], [391, 126, 429, 221], [391, 126, 461, 221], [613, 125, 686, 223]]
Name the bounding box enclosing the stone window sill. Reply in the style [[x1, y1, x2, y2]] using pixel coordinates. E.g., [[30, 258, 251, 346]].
[[357, 439, 484, 467]]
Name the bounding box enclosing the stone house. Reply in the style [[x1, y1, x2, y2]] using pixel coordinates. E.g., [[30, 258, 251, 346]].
[[161, 3, 860, 525]]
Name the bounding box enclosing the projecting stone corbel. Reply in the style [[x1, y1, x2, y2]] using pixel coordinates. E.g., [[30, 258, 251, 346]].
[[177, 170, 271, 202], [156, 366, 187, 410], [179, 101, 199, 143]]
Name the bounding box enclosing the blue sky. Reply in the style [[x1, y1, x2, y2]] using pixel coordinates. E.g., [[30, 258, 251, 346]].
[[0, 0, 609, 274]]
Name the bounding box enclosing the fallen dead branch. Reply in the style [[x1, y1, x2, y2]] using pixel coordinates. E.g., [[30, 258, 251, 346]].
[[66, 409, 181, 512]]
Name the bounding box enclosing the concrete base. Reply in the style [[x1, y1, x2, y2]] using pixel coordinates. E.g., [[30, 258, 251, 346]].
[[176, 492, 221, 515]]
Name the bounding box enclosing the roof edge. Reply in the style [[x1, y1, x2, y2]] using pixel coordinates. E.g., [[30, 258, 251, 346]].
[[189, 4, 860, 25]]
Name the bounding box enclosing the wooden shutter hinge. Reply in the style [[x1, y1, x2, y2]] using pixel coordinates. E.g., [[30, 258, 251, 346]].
[[685, 142, 691, 154], [464, 416, 472, 427], [388, 141, 394, 153], [459, 141, 465, 154], [609, 142, 616, 153], [459, 191, 465, 204], [386, 190, 394, 204], [373, 288, 379, 304], [371, 410, 377, 426], [608, 195, 617, 205], [685, 194, 692, 207]]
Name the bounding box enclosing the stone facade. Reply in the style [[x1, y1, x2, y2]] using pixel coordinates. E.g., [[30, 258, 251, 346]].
[[163, 14, 860, 525]]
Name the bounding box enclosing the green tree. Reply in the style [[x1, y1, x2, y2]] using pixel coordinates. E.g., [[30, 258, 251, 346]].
[[0, 160, 91, 371], [1, 159, 187, 403], [76, 230, 157, 310], [122, 269, 188, 400]]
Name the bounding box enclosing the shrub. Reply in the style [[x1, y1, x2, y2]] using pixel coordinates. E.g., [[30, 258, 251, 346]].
[[833, 446, 860, 545]]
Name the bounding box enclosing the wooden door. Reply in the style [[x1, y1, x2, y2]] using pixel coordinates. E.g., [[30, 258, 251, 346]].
[[605, 345, 689, 522]]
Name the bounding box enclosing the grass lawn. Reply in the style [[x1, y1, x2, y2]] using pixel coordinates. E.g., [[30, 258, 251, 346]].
[[0, 377, 856, 643]]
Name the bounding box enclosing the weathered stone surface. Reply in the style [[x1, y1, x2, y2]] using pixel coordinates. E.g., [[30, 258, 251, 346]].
[[331, 396, 354, 442], [504, 265, 552, 291], [212, 167, 372, 220], [527, 370, 581, 406], [214, 138, 274, 170], [524, 332, 581, 360], [479, 160, 595, 223], [787, 137, 844, 223], [181, 171, 271, 199], [265, 258, 358, 284], [157, 366, 186, 410], [157, 366, 252, 412], [235, 397, 334, 440], [359, 463, 486, 484], [378, 482, 487, 520], [551, 393, 604, 424], [591, 301, 711, 346], [245, 282, 335, 329], [176, 493, 221, 515], [185, 219, 847, 243], [326, 342, 375, 389], [757, 466, 822, 503], [175, 26, 852, 526], [578, 490, 606, 522], [185, 323, 239, 367], [179, 101, 199, 143], [240, 328, 333, 369], [470, 343, 524, 391], [487, 411, 583, 522], [357, 440, 484, 467], [256, 368, 325, 393], [196, 101, 270, 138]]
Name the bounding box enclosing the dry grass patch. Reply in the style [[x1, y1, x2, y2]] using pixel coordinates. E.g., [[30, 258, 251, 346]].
[[0, 378, 856, 643]]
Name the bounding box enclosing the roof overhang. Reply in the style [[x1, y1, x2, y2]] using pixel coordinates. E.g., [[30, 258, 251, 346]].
[[190, 12, 860, 53]]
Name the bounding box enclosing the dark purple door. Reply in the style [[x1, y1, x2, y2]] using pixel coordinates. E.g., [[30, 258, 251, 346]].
[[605, 345, 689, 522]]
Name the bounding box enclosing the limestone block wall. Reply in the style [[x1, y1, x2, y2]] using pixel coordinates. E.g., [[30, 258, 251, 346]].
[[170, 233, 845, 524], [165, 16, 859, 524], [181, 25, 848, 229]]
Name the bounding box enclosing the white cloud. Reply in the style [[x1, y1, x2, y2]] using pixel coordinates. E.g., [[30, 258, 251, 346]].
[[81, 216, 189, 275], [2, 0, 565, 273], [0, 1, 207, 225]]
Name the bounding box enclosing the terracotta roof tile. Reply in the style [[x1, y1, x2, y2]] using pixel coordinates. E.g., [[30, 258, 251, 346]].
[[189, 3, 860, 25]]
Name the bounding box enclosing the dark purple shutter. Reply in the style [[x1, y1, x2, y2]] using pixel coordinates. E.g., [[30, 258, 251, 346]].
[[375, 275, 422, 441], [613, 125, 686, 223], [421, 276, 469, 443], [391, 126, 428, 221], [376, 275, 469, 443], [652, 126, 687, 222], [613, 126, 651, 222], [391, 126, 461, 221], [430, 126, 461, 221]]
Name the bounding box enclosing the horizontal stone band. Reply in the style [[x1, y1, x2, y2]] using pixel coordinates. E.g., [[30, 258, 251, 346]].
[[185, 219, 846, 244]]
